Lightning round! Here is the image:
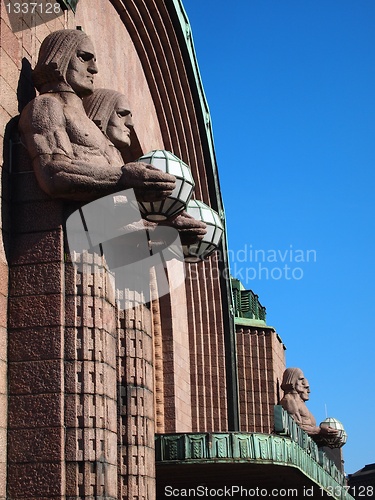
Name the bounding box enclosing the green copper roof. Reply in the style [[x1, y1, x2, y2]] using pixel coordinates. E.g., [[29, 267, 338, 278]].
[[57, 0, 79, 12], [234, 317, 273, 328], [231, 278, 267, 322]]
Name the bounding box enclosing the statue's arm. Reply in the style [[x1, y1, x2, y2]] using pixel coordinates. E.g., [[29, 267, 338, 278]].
[[299, 421, 338, 436], [295, 408, 338, 437], [19, 97, 176, 202], [298, 421, 322, 435], [281, 397, 303, 423], [281, 397, 317, 433], [281, 398, 337, 436], [19, 97, 124, 201], [158, 211, 207, 245]]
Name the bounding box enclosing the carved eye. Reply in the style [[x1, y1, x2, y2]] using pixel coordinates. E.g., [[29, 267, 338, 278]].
[[77, 51, 94, 62], [116, 109, 131, 118]]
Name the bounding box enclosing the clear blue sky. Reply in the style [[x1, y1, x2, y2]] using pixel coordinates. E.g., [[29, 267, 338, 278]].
[[183, 0, 375, 475]]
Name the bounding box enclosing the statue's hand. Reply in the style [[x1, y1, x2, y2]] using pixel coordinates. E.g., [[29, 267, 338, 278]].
[[319, 425, 338, 436], [160, 211, 207, 246], [121, 162, 176, 201]]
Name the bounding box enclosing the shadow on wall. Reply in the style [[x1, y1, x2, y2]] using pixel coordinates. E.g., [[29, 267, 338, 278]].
[[17, 58, 37, 114], [2, 58, 36, 265]]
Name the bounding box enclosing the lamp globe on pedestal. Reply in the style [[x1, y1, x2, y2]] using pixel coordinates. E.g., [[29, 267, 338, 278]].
[[183, 199, 224, 262], [320, 418, 347, 448], [136, 150, 195, 221]]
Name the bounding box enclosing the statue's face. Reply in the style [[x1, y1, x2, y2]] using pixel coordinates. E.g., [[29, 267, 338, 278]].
[[300, 378, 310, 401], [66, 38, 98, 97], [106, 95, 134, 149], [295, 372, 306, 395]]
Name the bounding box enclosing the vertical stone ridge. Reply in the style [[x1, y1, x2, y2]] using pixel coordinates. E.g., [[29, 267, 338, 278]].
[[64, 254, 118, 499], [117, 290, 155, 500]]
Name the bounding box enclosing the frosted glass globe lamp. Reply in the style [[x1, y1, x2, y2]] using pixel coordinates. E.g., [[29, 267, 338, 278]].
[[136, 150, 195, 222], [183, 199, 224, 262], [320, 418, 347, 448]]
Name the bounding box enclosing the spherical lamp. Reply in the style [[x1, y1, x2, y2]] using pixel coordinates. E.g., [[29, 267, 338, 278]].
[[183, 199, 224, 262], [320, 418, 347, 448], [136, 150, 195, 222]]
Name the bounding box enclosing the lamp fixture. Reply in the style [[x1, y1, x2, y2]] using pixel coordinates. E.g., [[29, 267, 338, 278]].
[[136, 150, 195, 222], [183, 199, 224, 262]]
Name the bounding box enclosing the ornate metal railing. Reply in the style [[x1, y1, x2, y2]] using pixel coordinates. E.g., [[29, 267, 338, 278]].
[[155, 410, 354, 500], [274, 405, 346, 485]]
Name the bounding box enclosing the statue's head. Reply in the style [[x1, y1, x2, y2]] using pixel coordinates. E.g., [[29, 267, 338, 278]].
[[300, 378, 310, 402], [281, 367, 306, 396], [83, 89, 134, 149], [33, 29, 98, 96]]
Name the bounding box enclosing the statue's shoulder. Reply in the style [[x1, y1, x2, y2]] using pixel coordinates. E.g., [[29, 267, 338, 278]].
[[280, 393, 300, 413], [25, 93, 63, 113], [20, 94, 65, 132]]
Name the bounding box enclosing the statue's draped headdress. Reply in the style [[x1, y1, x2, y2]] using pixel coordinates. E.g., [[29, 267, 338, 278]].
[[281, 367, 304, 394], [33, 29, 90, 91], [83, 88, 126, 134]]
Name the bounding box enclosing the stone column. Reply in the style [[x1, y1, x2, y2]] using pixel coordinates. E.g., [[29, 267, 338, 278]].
[[117, 292, 155, 500], [8, 143, 156, 499], [64, 252, 118, 499], [8, 140, 66, 498]]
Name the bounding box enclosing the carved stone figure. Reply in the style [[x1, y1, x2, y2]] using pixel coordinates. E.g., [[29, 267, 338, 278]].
[[83, 88, 207, 245], [82, 87, 133, 153], [15, 30, 177, 498], [279, 367, 338, 439], [19, 29, 175, 202]]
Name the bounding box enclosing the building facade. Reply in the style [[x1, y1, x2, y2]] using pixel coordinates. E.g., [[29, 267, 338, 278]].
[[0, 1, 353, 499], [1, 1, 234, 497]]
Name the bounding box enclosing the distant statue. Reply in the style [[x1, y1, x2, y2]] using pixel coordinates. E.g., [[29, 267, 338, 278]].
[[18, 29, 175, 202], [83, 88, 207, 245], [279, 367, 338, 440]]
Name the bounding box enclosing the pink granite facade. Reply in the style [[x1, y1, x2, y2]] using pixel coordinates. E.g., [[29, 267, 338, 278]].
[[1, 1, 232, 498], [236, 325, 286, 434], [0, 0, 290, 498]]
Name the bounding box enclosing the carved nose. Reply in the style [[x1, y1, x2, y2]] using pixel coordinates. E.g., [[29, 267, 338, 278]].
[[89, 61, 98, 74], [126, 116, 134, 128]]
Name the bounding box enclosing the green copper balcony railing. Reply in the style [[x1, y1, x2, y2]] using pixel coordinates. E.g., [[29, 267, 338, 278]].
[[155, 422, 354, 500], [274, 405, 346, 485]]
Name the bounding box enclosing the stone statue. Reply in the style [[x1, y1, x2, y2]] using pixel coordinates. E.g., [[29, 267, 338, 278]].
[[279, 368, 338, 440], [82, 87, 134, 155], [83, 88, 207, 246], [18, 29, 175, 202]]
